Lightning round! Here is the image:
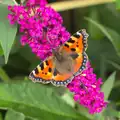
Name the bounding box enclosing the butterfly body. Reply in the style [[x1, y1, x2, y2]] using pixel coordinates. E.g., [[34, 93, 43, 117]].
[[29, 29, 89, 86], [53, 49, 74, 74]]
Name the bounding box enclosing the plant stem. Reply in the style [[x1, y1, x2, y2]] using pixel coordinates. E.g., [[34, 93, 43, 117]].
[[49, 0, 115, 12]]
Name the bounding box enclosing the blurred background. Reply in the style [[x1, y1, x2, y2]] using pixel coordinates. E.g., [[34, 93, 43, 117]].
[[0, 0, 120, 120]]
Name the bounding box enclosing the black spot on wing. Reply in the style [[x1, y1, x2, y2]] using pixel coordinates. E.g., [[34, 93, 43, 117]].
[[70, 53, 79, 59], [53, 68, 59, 76], [67, 38, 75, 43], [64, 43, 69, 48], [40, 62, 44, 70], [48, 68, 52, 72], [73, 34, 80, 38], [34, 68, 39, 74], [71, 48, 76, 51], [45, 60, 49, 65]]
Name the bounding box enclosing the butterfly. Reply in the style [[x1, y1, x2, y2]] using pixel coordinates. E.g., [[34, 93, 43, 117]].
[[29, 29, 89, 86]]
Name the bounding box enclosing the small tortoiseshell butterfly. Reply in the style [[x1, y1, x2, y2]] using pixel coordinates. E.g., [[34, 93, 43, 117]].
[[29, 29, 89, 86]]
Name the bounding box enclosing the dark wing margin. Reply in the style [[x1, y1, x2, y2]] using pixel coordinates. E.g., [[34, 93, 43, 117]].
[[73, 29, 89, 51]]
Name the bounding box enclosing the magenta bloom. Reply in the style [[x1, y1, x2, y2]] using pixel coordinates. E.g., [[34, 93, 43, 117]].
[[8, 0, 70, 60], [8, 5, 27, 25], [67, 62, 107, 114], [8, 0, 107, 114]]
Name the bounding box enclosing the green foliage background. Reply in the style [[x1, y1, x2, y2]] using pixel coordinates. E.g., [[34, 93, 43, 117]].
[[0, 0, 120, 120]]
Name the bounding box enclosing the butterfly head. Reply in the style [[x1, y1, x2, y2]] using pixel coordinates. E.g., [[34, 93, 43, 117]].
[[52, 48, 63, 61]]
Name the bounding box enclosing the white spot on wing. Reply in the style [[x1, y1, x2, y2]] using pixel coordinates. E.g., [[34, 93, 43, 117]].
[[76, 32, 81, 36], [32, 70, 35, 74]]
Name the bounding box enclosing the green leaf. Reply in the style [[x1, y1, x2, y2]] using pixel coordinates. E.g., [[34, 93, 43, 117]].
[[25, 117, 37, 120], [93, 114, 104, 120], [0, 44, 3, 56], [61, 90, 75, 107], [1, 0, 16, 5], [0, 68, 10, 82], [0, 4, 17, 63], [5, 109, 25, 120], [106, 59, 120, 70], [19, 45, 39, 63], [0, 57, 5, 67], [0, 82, 89, 120], [116, 0, 120, 9], [100, 55, 106, 80], [85, 17, 120, 57], [104, 105, 120, 118], [0, 112, 3, 120], [77, 105, 94, 120], [21, 0, 26, 4], [109, 110, 120, 118], [114, 80, 120, 88], [101, 72, 116, 100], [88, 7, 104, 40]]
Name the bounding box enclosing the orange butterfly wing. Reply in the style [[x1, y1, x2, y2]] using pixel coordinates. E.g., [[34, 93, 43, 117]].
[[52, 29, 88, 86], [29, 56, 74, 86], [29, 29, 88, 86], [29, 56, 54, 84], [62, 29, 88, 54], [51, 69, 74, 86]]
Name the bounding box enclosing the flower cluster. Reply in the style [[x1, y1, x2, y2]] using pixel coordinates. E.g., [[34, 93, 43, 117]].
[[8, 0, 107, 114], [8, 0, 70, 60], [67, 62, 107, 114]]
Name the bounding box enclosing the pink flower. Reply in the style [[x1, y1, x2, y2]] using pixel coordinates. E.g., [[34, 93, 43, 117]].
[[8, 0, 107, 114], [8, 5, 26, 24], [8, 0, 70, 60], [67, 62, 107, 114]]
